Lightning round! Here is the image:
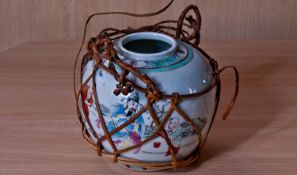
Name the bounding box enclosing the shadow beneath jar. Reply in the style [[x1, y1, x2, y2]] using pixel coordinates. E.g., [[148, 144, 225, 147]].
[[173, 59, 292, 172]]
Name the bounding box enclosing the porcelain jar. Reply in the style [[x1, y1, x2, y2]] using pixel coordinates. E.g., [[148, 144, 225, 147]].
[[79, 32, 217, 170]]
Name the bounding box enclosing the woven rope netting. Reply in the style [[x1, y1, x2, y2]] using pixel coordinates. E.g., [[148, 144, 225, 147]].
[[74, 0, 239, 171]]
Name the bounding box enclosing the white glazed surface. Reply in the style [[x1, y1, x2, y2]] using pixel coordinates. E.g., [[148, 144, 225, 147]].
[[79, 32, 216, 163]]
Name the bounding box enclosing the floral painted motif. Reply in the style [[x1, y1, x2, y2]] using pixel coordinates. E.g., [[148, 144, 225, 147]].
[[81, 85, 94, 117], [81, 83, 103, 140]]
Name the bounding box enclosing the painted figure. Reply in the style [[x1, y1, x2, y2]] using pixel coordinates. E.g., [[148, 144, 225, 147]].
[[165, 117, 182, 156], [143, 100, 170, 137], [106, 92, 144, 154]]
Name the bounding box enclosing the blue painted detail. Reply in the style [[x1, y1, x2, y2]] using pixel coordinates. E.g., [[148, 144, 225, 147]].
[[141, 43, 193, 73], [106, 103, 144, 141]]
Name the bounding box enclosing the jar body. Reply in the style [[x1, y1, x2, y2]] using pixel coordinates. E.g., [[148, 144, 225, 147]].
[[78, 32, 216, 167]]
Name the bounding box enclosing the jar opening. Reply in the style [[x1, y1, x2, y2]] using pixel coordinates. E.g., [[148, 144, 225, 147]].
[[117, 32, 177, 61], [123, 39, 172, 54]]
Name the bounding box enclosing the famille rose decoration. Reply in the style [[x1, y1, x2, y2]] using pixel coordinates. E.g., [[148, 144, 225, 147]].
[[74, 0, 239, 171]]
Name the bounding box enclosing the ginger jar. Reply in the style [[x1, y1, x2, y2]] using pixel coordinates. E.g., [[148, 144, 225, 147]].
[[78, 32, 217, 171]]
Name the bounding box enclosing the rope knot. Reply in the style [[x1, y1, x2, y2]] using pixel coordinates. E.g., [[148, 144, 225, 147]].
[[113, 82, 134, 96], [95, 56, 102, 66], [146, 86, 161, 103], [113, 70, 134, 96], [87, 37, 96, 51], [171, 92, 181, 104]]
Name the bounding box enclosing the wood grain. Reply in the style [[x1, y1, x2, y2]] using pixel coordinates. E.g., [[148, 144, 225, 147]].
[[76, 0, 297, 41], [0, 0, 76, 52], [1, 0, 297, 52], [0, 40, 296, 174]]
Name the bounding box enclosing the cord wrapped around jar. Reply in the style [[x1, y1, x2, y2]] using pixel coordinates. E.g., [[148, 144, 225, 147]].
[[74, 0, 239, 171]]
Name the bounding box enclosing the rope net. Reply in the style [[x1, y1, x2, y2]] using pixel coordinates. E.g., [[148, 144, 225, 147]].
[[74, 0, 239, 171]]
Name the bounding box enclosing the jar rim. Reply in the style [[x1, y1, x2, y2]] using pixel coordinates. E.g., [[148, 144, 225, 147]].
[[117, 32, 177, 61]]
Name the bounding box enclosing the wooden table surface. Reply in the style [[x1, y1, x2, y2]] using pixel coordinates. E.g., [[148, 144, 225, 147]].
[[0, 41, 296, 175]]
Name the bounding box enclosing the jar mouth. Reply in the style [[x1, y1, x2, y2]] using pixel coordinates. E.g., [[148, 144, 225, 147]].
[[117, 32, 177, 61]]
